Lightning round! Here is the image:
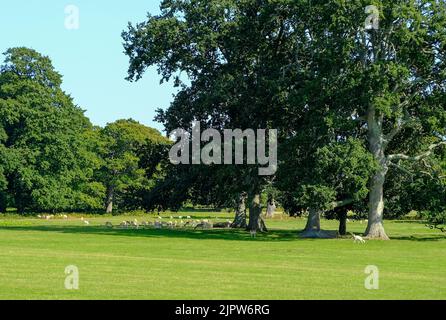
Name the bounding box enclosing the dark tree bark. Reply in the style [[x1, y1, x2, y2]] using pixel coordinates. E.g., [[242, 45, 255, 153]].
[[338, 210, 347, 236], [14, 193, 26, 214], [231, 192, 247, 228], [0, 192, 6, 213], [247, 194, 267, 232]]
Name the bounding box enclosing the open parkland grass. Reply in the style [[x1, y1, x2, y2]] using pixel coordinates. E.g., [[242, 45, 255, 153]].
[[0, 211, 445, 300]]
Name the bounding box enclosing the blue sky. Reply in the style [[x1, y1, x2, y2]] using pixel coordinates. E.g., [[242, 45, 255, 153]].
[[0, 0, 178, 132]]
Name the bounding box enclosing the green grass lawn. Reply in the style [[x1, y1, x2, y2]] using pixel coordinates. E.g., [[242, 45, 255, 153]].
[[0, 212, 445, 300]]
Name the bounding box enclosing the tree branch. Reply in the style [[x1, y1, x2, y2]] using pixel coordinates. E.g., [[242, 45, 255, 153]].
[[388, 162, 414, 181], [383, 94, 418, 146], [388, 141, 446, 162], [331, 198, 354, 209]]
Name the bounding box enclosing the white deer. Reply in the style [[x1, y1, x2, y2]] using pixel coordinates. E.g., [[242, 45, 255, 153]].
[[351, 233, 366, 244]]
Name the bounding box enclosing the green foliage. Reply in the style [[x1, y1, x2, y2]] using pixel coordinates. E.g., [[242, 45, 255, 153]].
[[0, 48, 170, 214], [123, 0, 291, 210], [385, 143, 446, 219], [123, 0, 446, 222], [0, 48, 101, 212], [97, 119, 170, 212], [424, 211, 446, 232], [314, 139, 378, 203]]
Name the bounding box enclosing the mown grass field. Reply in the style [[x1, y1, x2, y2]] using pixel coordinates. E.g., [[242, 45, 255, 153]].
[[0, 212, 445, 300]]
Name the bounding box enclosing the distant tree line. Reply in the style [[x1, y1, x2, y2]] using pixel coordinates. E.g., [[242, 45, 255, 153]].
[[0, 48, 170, 214]]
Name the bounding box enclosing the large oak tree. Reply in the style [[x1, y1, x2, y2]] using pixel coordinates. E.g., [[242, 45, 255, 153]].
[[123, 0, 446, 238]]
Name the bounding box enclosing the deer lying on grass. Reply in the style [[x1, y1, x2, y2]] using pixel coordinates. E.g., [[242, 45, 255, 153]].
[[194, 221, 213, 230]]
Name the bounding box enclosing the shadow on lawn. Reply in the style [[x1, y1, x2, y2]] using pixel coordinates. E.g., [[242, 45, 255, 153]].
[[392, 220, 426, 224], [1, 225, 444, 242], [390, 234, 446, 242], [0, 225, 302, 242]]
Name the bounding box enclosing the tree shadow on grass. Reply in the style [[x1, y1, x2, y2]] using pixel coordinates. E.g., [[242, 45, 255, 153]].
[[392, 220, 426, 224], [1, 225, 444, 242], [176, 208, 226, 213], [390, 234, 446, 242], [0, 225, 301, 242]]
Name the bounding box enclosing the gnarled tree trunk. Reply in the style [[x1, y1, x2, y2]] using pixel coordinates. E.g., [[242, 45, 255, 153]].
[[232, 192, 247, 228], [303, 207, 321, 232], [365, 168, 389, 239], [365, 104, 390, 240], [301, 208, 338, 238], [247, 194, 267, 232]]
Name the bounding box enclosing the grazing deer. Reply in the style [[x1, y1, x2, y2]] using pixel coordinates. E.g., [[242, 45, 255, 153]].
[[250, 229, 257, 238]]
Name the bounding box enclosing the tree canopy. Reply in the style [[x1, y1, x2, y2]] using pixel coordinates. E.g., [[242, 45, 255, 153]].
[[0, 48, 100, 212], [123, 0, 446, 238]]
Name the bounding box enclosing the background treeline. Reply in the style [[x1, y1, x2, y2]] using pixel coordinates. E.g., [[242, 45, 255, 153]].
[[0, 48, 170, 214]]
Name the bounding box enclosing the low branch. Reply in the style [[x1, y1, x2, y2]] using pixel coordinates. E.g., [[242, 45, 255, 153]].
[[331, 198, 354, 210], [384, 107, 414, 146], [388, 141, 446, 162], [384, 117, 405, 145]]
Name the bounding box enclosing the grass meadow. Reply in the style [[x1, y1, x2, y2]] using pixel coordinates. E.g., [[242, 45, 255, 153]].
[[0, 212, 445, 300]]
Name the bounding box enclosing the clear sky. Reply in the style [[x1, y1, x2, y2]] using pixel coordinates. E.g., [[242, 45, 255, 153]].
[[0, 0, 177, 132]]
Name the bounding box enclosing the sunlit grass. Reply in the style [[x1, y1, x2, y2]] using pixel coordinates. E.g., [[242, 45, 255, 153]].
[[0, 212, 444, 300]]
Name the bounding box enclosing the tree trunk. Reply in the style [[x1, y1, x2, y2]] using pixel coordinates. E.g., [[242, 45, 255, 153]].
[[304, 208, 321, 232], [15, 193, 25, 214], [365, 104, 390, 240], [301, 208, 328, 238], [365, 168, 389, 239], [247, 194, 267, 232], [338, 210, 347, 236], [0, 192, 6, 213], [105, 185, 114, 214], [231, 192, 247, 228], [266, 197, 276, 218]]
